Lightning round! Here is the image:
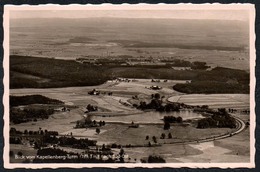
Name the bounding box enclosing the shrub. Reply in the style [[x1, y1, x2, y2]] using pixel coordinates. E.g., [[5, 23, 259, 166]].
[[147, 155, 166, 163]]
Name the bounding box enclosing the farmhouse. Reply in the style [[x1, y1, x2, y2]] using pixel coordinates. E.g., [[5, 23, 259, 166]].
[[88, 89, 100, 95], [150, 85, 162, 90]]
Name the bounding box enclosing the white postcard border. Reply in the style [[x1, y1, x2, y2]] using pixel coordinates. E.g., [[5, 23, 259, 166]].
[[3, 3, 256, 169]]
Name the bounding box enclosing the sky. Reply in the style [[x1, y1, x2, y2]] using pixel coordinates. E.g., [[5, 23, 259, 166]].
[[9, 9, 249, 21]]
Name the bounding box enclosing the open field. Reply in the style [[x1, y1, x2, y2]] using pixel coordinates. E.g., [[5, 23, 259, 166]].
[[168, 94, 250, 109]]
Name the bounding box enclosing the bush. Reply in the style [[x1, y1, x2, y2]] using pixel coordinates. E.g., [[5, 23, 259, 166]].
[[160, 133, 165, 139], [147, 155, 166, 163], [168, 133, 172, 139]]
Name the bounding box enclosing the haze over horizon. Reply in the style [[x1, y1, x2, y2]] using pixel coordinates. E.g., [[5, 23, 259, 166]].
[[10, 10, 249, 21]]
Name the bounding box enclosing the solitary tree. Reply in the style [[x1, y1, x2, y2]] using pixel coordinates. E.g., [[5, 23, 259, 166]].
[[164, 121, 170, 130], [152, 136, 157, 143], [154, 93, 160, 100], [96, 128, 101, 135], [146, 135, 149, 140], [119, 148, 125, 163], [160, 133, 166, 139], [168, 133, 173, 139]]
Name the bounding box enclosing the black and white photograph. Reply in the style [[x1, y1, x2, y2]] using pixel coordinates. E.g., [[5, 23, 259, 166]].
[[3, 4, 255, 168]]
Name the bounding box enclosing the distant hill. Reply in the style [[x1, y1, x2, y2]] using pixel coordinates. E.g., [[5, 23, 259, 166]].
[[10, 18, 250, 70], [10, 18, 249, 48]]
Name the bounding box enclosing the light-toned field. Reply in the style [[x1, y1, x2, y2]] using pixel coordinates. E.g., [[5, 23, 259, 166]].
[[95, 124, 236, 146], [92, 110, 203, 123], [168, 94, 250, 109]]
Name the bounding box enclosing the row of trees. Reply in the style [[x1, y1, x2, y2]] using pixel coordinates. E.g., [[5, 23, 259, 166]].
[[163, 116, 183, 130], [41, 135, 97, 149], [10, 128, 59, 136], [146, 133, 173, 140], [145, 133, 173, 145], [164, 116, 183, 123], [75, 119, 106, 128]]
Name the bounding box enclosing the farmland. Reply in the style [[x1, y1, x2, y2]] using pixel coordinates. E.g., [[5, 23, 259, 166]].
[[10, 78, 250, 163]]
